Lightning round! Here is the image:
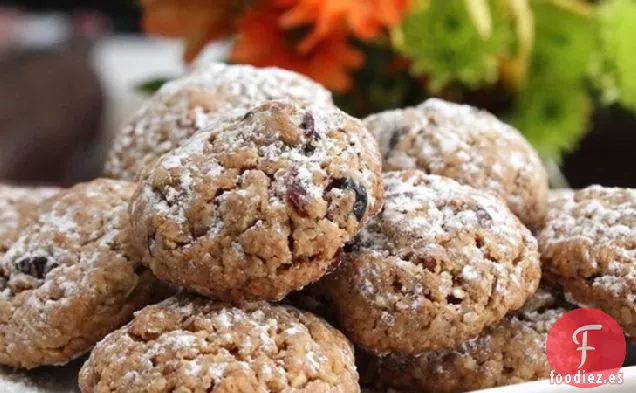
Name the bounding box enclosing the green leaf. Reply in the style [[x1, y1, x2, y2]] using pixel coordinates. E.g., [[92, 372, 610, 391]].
[[598, 0, 636, 111], [135, 77, 173, 95], [511, 79, 591, 162], [394, 0, 511, 91], [530, 0, 598, 84]]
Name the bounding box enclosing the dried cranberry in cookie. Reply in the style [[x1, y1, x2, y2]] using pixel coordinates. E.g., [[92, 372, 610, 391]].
[[362, 289, 566, 393], [364, 98, 548, 229], [539, 186, 636, 337], [0, 185, 58, 258], [0, 179, 160, 368], [129, 100, 383, 303], [79, 296, 359, 393], [104, 63, 333, 181], [322, 170, 541, 355]]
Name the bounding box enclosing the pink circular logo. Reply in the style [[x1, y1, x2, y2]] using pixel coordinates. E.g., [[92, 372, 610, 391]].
[[546, 308, 626, 388]]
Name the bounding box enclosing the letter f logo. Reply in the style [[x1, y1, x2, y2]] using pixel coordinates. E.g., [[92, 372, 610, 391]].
[[573, 325, 603, 368]]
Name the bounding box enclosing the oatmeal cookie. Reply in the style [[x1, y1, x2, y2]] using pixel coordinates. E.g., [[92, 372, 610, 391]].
[[104, 63, 333, 180], [79, 295, 359, 393], [538, 186, 636, 337], [362, 291, 565, 393], [0, 185, 58, 257], [0, 179, 159, 368], [322, 170, 541, 355], [364, 98, 548, 229], [129, 100, 383, 303]]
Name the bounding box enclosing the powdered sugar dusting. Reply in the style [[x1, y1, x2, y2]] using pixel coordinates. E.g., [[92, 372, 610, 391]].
[[184, 63, 333, 107], [364, 98, 547, 227], [0, 179, 157, 368], [0, 185, 59, 254], [143, 101, 377, 227], [86, 297, 357, 391], [104, 63, 333, 180], [1, 179, 135, 301], [372, 304, 564, 390], [540, 186, 636, 301], [330, 170, 540, 353], [132, 100, 382, 301]]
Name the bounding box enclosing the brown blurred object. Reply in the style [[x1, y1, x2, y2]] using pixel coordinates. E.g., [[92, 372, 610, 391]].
[[0, 44, 104, 185]]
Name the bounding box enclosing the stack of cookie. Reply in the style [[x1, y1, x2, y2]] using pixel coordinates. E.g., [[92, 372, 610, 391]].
[[0, 63, 633, 393]]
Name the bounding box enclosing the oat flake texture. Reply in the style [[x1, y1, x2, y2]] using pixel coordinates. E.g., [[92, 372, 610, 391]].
[[79, 296, 360, 393], [104, 63, 333, 181], [539, 186, 636, 337], [0, 185, 59, 258], [129, 100, 383, 303], [323, 170, 541, 355], [363, 288, 565, 393], [0, 179, 159, 368], [364, 98, 548, 229]]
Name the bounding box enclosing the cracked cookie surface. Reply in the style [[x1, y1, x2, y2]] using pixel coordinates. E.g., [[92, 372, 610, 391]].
[[538, 186, 636, 337], [0, 185, 58, 258], [364, 98, 548, 229], [129, 100, 383, 303], [104, 63, 333, 181], [0, 179, 159, 368], [362, 289, 565, 393], [322, 170, 541, 355], [79, 295, 359, 393]]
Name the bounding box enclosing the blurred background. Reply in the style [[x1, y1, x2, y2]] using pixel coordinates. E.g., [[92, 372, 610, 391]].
[[0, 0, 185, 184], [0, 0, 634, 187]]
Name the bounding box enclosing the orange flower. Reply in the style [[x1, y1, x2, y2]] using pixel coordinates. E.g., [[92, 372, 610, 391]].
[[231, 6, 363, 92], [141, 0, 237, 62], [278, 0, 411, 52]]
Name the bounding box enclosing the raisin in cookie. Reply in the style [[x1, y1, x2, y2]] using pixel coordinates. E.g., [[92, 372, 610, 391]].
[[0, 179, 160, 368], [361, 289, 566, 393], [129, 100, 383, 303], [364, 98, 548, 229], [322, 170, 541, 355], [0, 185, 58, 258], [538, 186, 636, 337], [104, 63, 333, 181], [79, 295, 359, 393]]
